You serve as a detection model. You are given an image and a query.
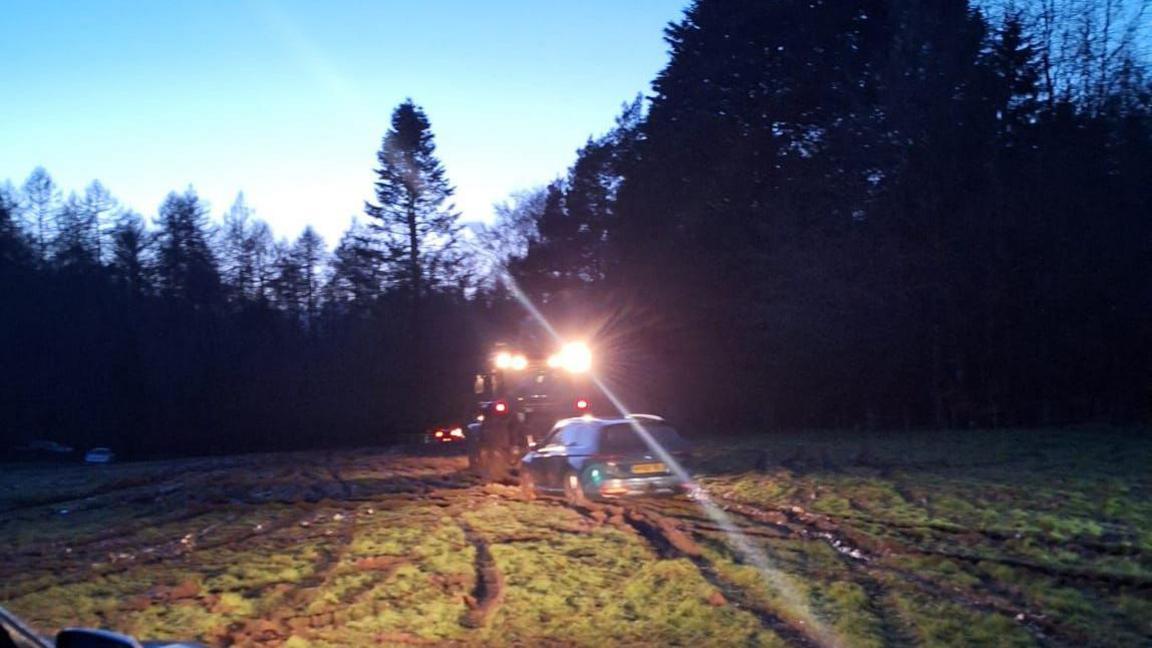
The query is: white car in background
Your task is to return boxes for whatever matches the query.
[84,447,115,464]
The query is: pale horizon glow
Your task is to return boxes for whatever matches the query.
[0,0,687,246]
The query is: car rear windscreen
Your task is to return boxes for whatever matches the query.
[599,423,687,454]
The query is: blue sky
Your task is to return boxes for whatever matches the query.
[0,0,688,246]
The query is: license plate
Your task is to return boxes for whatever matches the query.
[631,462,666,474]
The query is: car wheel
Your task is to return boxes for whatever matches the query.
[477,448,495,480]
[489,448,509,483]
[563,470,587,506]
[519,469,537,501]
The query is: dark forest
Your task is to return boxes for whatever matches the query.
[2,0,1149,457]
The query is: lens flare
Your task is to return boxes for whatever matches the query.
[502,285,836,645]
[549,341,592,373]
[467,239,841,647]
[589,378,838,646]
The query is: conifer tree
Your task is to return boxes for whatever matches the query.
[364,100,461,303]
[155,188,219,305]
[53,192,100,268]
[0,183,32,269]
[294,226,325,322]
[81,180,117,263]
[327,220,382,312]
[21,166,60,262]
[110,210,152,294]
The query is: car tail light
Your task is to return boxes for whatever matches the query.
[493,400,508,414]
[434,430,444,438]
[575,398,589,411]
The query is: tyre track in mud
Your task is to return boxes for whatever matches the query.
[242,471,496,641]
[269,556,414,643]
[324,455,353,500]
[5,458,480,643]
[501,486,837,646]
[3,502,221,561]
[709,492,876,562]
[3,460,332,570]
[5,463,354,574]
[9,451,1130,645]
[0,459,241,514]
[634,493,1067,647]
[908,544,1152,589]
[2,503,327,602]
[458,520,506,629]
[679,495,921,646]
[215,462,473,643]
[558,497,827,648]
[223,505,360,645]
[742,491,1141,644]
[841,496,1152,583]
[2,457,459,605]
[475,487,823,643]
[703,491,1094,647]
[719,513,917,648]
[240,460,475,626]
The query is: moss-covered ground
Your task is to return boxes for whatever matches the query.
[1,427,1148,646]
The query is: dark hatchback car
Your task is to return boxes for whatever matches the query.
[519,415,693,503]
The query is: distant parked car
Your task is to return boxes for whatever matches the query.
[21,439,74,454]
[10,439,75,461]
[424,425,467,445]
[84,447,115,464]
[519,415,693,503]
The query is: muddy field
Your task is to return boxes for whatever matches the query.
[1,428,1149,647]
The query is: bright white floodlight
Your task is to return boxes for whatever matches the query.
[550,341,592,373]
[494,351,513,369]
[495,351,528,370]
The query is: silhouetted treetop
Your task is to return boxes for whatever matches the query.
[364,99,463,301]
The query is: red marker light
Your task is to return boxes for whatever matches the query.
[494,401,508,414]
[576,398,589,411]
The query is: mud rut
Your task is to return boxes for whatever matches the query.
[645,495,1082,647]
[0,453,1132,647]
[549,490,1105,647]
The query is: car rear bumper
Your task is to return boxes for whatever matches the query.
[594,475,689,498]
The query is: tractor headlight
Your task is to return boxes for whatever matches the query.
[495,351,528,370]
[548,341,592,373]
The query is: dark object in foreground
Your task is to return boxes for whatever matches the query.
[519,415,693,503]
[1,605,205,648]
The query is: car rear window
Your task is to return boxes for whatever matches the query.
[598,423,687,454]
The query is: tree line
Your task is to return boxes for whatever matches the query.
[491,0,1152,431]
[0,100,507,456]
[2,0,1149,457]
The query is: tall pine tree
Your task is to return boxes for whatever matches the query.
[364,100,461,305]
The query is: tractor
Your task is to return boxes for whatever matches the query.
[467,340,597,482]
